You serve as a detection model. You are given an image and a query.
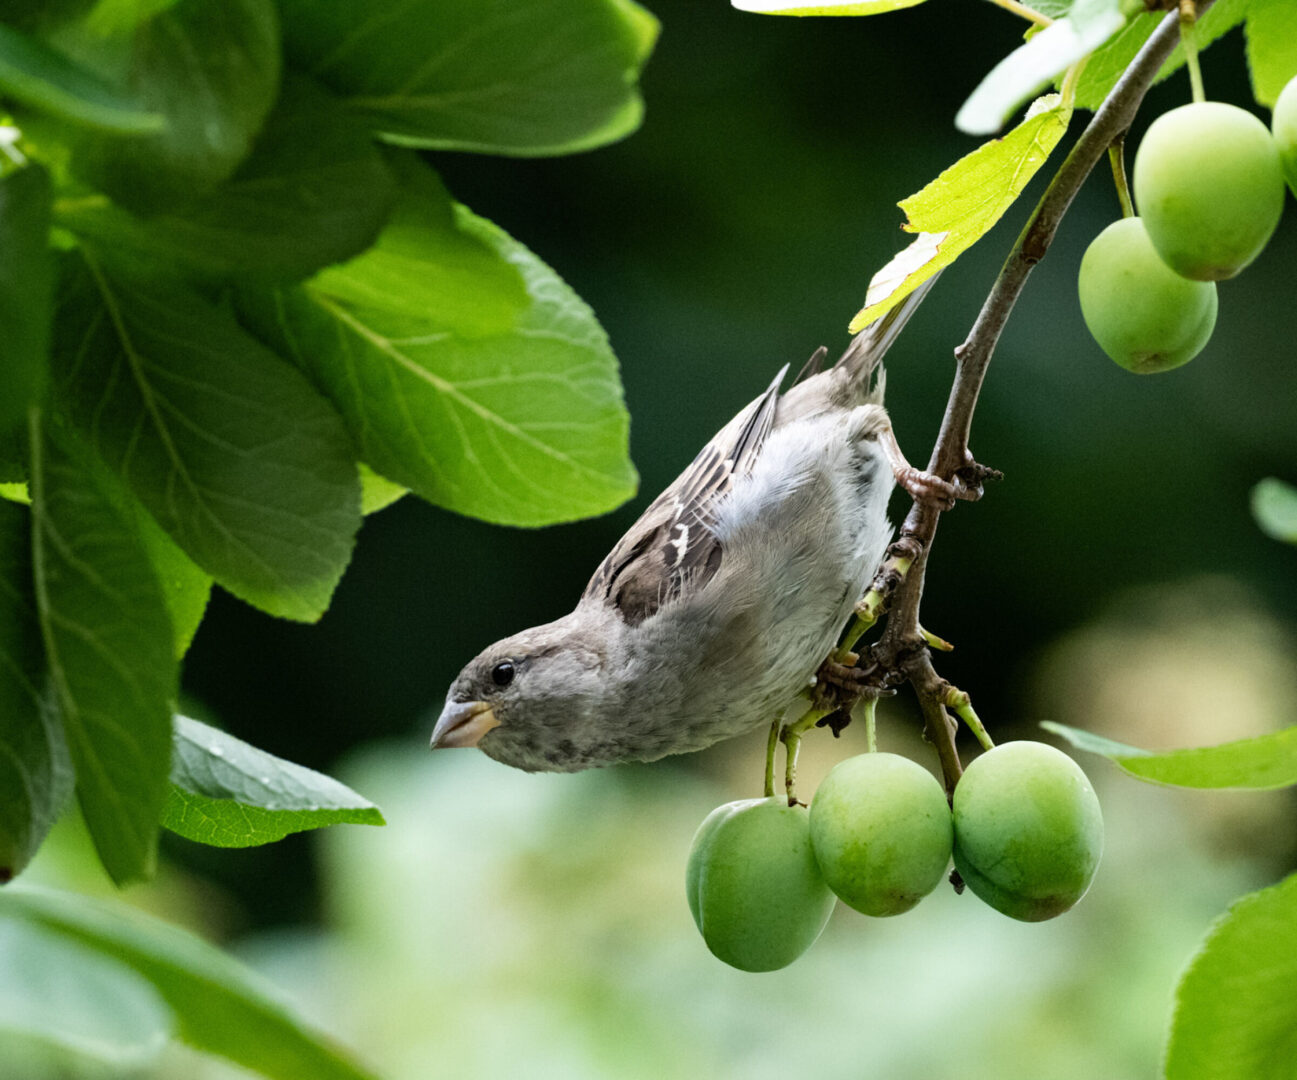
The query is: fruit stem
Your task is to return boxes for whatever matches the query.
[764,720,779,798]
[944,688,995,751]
[833,549,915,662]
[863,697,878,753]
[984,0,1054,28]
[1178,1,1206,104]
[919,625,954,652]
[1107,137,1136,218]
[781,705,833,803]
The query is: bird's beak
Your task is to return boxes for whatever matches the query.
[430,700,500,749]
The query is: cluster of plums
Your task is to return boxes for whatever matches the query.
[686,741,1103,972]
[1079,75,1297,374]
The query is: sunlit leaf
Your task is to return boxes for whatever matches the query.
[238,161,638,527]
[0,23,162,134]
[732,0,926,14]
[58,75,398,283]
[73,0,280,211]
[129,505,209,659]
[850,94,1072,332]
[0,914,171,1066]
[164,715,384,849]
[1072,0,1248,111]
[358,464,406,516]
[85,0,181,34]
[0,500,71,883]
[1251,478,1297,544]
[0,165,52,440]
[28,412,175,886]
[51,254,361,624]
[1165,872,1297,1080]
[1041,721,1297,790]
[0,886,380,1080]
[278,0,657,156]
[1245,0,1297,108]
[956,0,1124,135]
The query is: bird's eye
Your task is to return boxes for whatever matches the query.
[490,660,516,688]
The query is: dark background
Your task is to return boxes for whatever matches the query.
[177,0,1297,928]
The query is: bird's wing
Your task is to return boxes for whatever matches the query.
[582,365,788,626]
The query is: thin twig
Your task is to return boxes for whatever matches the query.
[876,3,1213,791]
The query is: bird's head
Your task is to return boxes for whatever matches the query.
[430,611,613,772]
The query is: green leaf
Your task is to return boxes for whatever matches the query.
[238,161,638,527]
[358,463,406,515]
[28,410,175,885]
[0,483,30,505]
[1072,0,1249,112]
[51,254,361,623]
[1252,478,1297,544]
[84,0,181,35]
[731,0,926,12]
[0,165,53,440]
[73,0,280,211]
[129,503,209,659]
[163,715,384,849]
[0,885,380,1080]
[0,23,162,134]
[279,0,657,156]
[956,0,1124,135]
[56,74,399,283]
[1041,721,1297,790]
[1164,872,1297,1080]
[0,499,72,883]
[850,94,1072,332]
[0,913,171,1066]
[1245,0,1297,108]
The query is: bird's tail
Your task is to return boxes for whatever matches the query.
[835,274,941,401]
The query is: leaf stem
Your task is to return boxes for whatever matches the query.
[1108,138,1135,217]
[984,0,1054,28]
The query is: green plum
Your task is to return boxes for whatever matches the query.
[809,753,952,917]
[1273,75,1297,199]
[952,741,1103,922]
[1078,217,1217,373]
[686,797,835,972]
[1133,101,1285,280]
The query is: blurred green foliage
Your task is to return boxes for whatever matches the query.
[5,0,1296,1075]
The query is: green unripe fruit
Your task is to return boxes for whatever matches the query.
[1078,217,1217,373]
[1273,76,1297,198]
[952,741,1103,922]
[809,753,952,917]
[1133,101,1286,280]
[686,797,835,972]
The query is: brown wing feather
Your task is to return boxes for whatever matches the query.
[582,365,788,625]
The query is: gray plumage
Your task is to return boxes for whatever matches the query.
[432,280,938,772]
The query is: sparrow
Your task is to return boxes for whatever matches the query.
[431,279,953,772]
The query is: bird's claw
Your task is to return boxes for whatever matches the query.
[895,466,959,509]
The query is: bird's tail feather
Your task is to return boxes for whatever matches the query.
[835,274,941,393]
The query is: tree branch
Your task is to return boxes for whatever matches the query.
[875,4,1214,789]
